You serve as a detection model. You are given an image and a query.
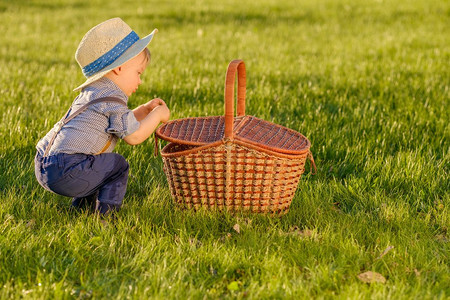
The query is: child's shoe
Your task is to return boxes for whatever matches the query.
[95,201,120,217]
[71,191,98,211]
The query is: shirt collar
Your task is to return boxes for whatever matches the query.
[80,77,128,103]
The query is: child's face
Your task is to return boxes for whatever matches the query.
[115,51,148,96]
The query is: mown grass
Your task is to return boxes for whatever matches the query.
[0,0,449,299]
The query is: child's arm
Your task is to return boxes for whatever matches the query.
[123,100,170,145]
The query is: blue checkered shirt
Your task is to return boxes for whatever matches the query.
[36,78,140,156]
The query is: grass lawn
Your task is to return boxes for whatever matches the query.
[0,0,448,298]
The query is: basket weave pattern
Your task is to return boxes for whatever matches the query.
[162,142,308,214]
[158,115,310,155]
[157,116,245,145]
[157,59,315,215]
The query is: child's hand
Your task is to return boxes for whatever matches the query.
[154,102,170,123]
[144,98,166,112]
[125,101,171,145]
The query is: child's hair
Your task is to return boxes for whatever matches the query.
[143,48,151,67]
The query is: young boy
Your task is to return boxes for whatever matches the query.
[35,17,170,216]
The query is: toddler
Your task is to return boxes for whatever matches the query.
[35,17,170,215]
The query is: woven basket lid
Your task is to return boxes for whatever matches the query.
[155,60,311,155]
[156,115,310,154]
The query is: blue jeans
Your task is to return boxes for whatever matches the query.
[35,152,129,214]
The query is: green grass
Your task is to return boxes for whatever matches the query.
[0,0,449,298]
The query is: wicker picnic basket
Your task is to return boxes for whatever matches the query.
[156,60,316,215]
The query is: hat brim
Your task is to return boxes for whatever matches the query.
[73,28,158,91]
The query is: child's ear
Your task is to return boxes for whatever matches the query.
[111,66,122,75]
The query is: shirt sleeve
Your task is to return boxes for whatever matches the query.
[105,105,141,139]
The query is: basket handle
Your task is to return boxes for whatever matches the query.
[308,151,317,175]
[224,59,246,139]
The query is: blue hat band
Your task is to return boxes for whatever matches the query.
[82,31,140,77]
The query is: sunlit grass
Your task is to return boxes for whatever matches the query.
[0,0,449,298]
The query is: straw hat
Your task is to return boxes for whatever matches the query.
[74,17,157,91]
